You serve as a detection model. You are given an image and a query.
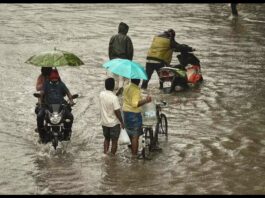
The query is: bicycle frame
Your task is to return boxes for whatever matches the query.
[141,101,168,159]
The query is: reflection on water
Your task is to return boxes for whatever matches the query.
[0,3,265,195]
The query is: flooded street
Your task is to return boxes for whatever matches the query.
[0,3,265,194]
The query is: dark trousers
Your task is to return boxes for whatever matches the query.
[231,3,238,16]
[141,62,164,89]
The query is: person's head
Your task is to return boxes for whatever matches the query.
[118,22,129,35]
[49,69,60,83]
[41,67,52,77]
[105,77,115,91]
[165,28,175,38]
[131,78,140,86]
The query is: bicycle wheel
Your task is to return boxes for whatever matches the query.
[141,127,151,159]
[159,113,168,137]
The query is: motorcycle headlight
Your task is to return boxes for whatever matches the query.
[50,113,62,124]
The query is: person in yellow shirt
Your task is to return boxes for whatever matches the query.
[122,79,152,157]
[141,29,194,90]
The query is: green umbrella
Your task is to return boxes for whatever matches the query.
[25,48,84,67]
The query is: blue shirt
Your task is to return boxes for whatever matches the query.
[43,80,69,104]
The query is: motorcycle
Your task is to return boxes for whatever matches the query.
[33,93,79,150]
[158,44,203,93]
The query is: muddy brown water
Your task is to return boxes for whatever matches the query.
[0,3,264,195]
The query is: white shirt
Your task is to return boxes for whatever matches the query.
[99,90,121,127]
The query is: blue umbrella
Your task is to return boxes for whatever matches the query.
[103,58,148,80]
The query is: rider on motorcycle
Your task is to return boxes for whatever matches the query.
[37,69,74,143]
[141,29,194,90]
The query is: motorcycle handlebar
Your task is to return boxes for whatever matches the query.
[175,44,196,53]
[34,93,79,107]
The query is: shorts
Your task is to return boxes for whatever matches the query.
[126,127,143,137]
[123,111,142,129]
[123,111,143,137]
[102,124,121,140]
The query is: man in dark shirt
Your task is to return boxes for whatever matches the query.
[108,22,134,96]
[37,69,74,142]
[109,22,134,60]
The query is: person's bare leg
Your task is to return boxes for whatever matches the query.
[131,136,139,156]
[104,139,110,154]
[110,139,118,155]
[127,136,132,149]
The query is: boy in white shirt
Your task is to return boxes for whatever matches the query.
[99,78,124,155]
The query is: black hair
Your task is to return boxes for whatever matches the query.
[105,77,115,91]
[164,29,175,38]
[131,78,140,86]
[41,67,52,77]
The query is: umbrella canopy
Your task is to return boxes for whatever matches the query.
[25,48,84,67]
[103,58,148,80]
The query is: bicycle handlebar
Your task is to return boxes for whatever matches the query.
[156,101,167,107]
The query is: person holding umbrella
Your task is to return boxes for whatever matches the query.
[35,68,63,114]
[35,67,53,114]
[26,48,84,141]
[122,79,152,157]
[102,58,151,157]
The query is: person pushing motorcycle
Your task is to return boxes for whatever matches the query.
[141,29,194,90]
[37,69,74,143]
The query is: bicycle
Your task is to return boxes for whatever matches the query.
[140,101,168,159]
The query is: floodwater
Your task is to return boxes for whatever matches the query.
[0,3,265,195]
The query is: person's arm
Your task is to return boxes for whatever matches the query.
[116,87,123,96]
[137,95,152,107]
[171,39,183,52]
[172,40,193,52]
[39,91,44,105]
[36,75,44,91]
[113,96,124,128]
[62,82,74,105]
[126,37,134,60]
[114,109,125,129]
[39,82,46,105]
[108,36,114,60]
[66,91,74,106]
[130,90,152,108]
